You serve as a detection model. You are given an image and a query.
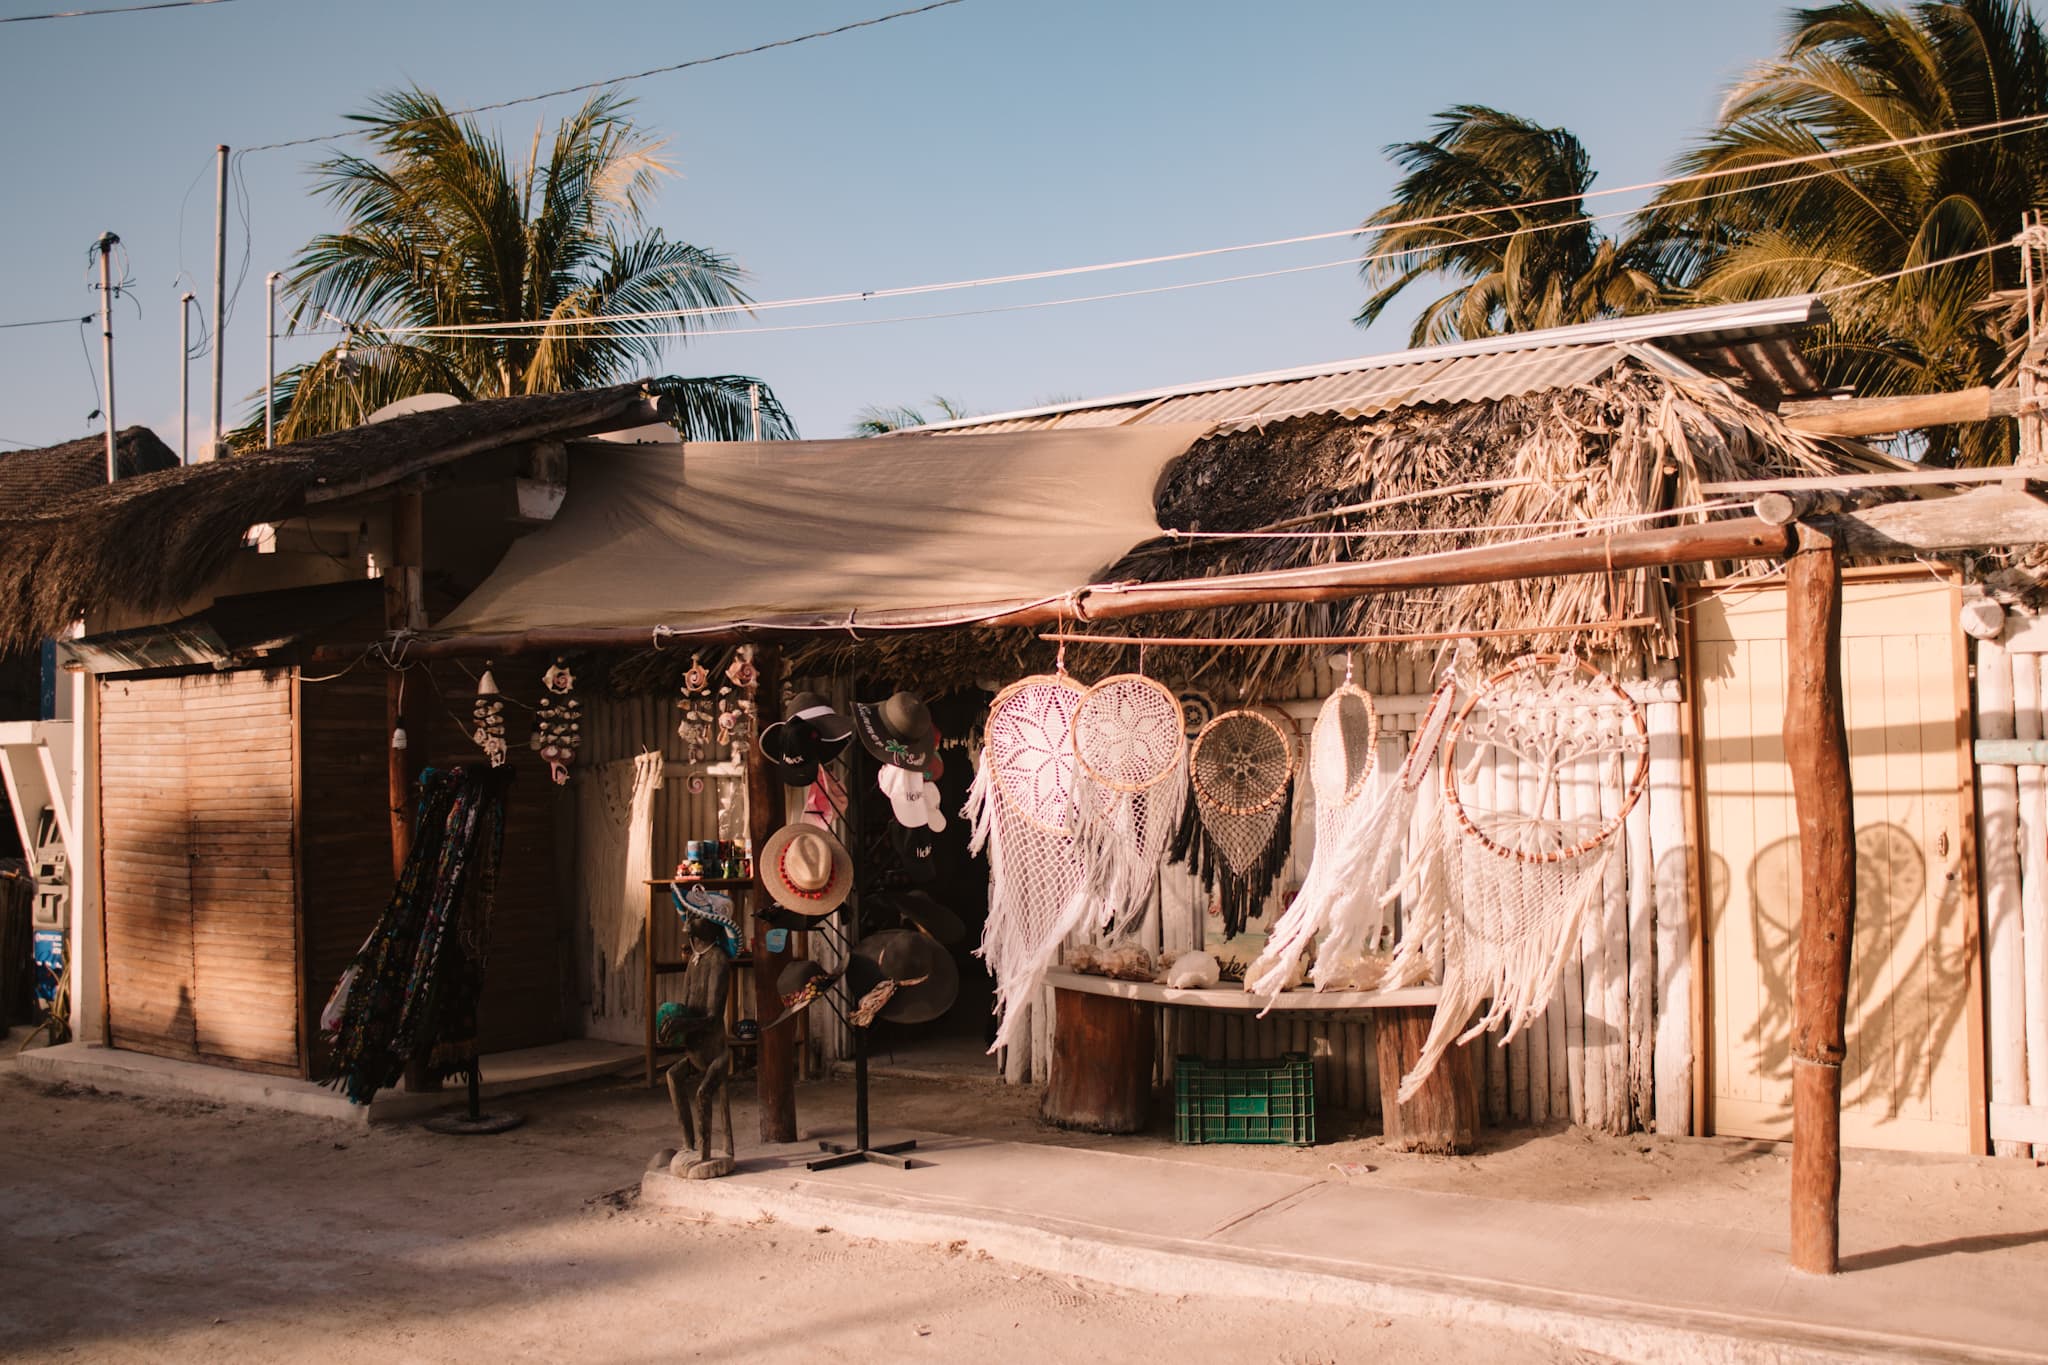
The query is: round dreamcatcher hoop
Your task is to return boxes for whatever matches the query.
[985,672,1088,836]
[1071,674,1188,795]
[1309,683,1381,810]
[1442,653,1649,865]
[1190,707,1293,816]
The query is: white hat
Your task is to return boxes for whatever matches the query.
[759,824,853,916]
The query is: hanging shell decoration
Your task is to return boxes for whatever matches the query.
[471,667,508,768]
[534,657,583,785]
[677,652,716,770]
[716,646,761,758]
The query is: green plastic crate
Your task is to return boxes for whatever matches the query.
[1173,1052,1315,1146]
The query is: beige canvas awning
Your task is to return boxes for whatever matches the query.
[434,424,1213,636]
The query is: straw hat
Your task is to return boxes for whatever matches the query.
[759,824,854,916]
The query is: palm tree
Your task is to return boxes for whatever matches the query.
[848,395,972,436]
[1355,105,1667,345]
[1644,0,2048,464]
[243,86,793,445]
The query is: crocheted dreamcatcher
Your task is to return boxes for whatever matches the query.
[1172,707,1295,938]
[965,673,1087,1052]
[533,658,582,785]
[1395,653,1649,1101]
[1068,674,1187,941]
[1247,678,1386,998]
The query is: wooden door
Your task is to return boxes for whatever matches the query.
[99,673,302,1075]
[1692,577,1978,1153]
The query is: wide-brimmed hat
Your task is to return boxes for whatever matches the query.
[766,958,837,1030]
[854,691,935,769]
[871,889,965,947]
[760,824,854,915]
[786,691,854,755]
[846,929,960,1025]
[758,720,822,787]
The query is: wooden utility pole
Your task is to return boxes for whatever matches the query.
[1784,525,1856,1275]
[385,489,427,876]
[744,647,797,1142]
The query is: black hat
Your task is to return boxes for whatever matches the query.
[758,721,821,787]
[871,889,965,947]
[766,959,836,1031]
[890,821,939,883]
[786,691,854,755]
[854,691,935,769]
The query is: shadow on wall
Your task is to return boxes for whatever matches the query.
[1703,823,1970,1118]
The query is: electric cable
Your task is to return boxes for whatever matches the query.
[1,0,238,22]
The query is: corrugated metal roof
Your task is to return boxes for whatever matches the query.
[912,295,1829,436]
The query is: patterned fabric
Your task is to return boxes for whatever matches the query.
[322,765,513,1105]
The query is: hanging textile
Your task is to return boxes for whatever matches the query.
[1171,707,1296,938]
[1395,654,1649,1101]
[322,765,513,1105]
[1246,681,1388,999]
[966,673,1087,1053]
[1067,673,1188,942]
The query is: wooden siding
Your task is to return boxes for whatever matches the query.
[99,672,300,1075]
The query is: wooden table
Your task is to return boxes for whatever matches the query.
[1041,969,1480,1152]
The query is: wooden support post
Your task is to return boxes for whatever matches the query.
[1784,527,1856,1275]
[385,489,437,1094]
[1042,987,1155,1134]
[1376,1008,1480,1153]
[746,647,797,1144]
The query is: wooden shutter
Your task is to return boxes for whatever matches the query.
[99,672,302,1075]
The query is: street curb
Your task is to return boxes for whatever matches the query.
[640,1166,2044,1365]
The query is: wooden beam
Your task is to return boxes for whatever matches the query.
[1815,486,2048,556]
[1705,465,2044,495]
[1781,386,2034,437]
[745,647,797,1145]
[1784,526,1856,1276]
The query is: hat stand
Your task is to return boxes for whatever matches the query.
[808,740,920,1173]
[423,1058,525,1136]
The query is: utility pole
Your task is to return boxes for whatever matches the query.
[178,292,195,464]
[208,144,228,462]
[95,233,119,484]
[264,270,280,448]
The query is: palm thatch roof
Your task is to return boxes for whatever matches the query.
[0,382,670,655]
[775,357,1860,697]
[0,427,178,512]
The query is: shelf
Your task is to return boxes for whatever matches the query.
[653,955,754,973]
[647,877,756,889]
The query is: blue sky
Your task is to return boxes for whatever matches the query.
[0,0,1800,450]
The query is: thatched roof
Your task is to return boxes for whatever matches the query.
[0,427,178,512]
[780,357,1860,696]
[0,382,669,655]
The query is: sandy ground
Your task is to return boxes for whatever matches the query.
[4,1050,2046,1363]
[0,1063,1572,1365]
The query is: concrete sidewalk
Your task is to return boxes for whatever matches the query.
[14,1038,637,1124]
[642,1125,2046,1364]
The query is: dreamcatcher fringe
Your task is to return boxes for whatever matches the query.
[966,742,1087,1055]
[1066,763,1187,944]
[1395,838,1612,1103]
[1170,774,1293,939]
[1248,682,1456,1005]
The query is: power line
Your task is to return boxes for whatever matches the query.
[239,0,969,153]
[1,0,238,21]
[0,314,90,329]
[380,109,2048,339]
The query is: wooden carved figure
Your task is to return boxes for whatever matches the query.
[661,918,735,1177]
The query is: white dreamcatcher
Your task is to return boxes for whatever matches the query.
[1247,671,1386,999]
[1395,653,1649,1101]
[1067,673,1188,942]
[965,672,1088,1053]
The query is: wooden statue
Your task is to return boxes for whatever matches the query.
[662,918,736,1178]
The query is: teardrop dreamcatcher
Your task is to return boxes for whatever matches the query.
[965,672,1087,1052]
[1172,707,1295,939]
[1395,653,1649,1101]
[1067,673,1187,941]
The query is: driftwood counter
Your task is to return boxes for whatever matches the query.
[1041,969,1479,1152]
